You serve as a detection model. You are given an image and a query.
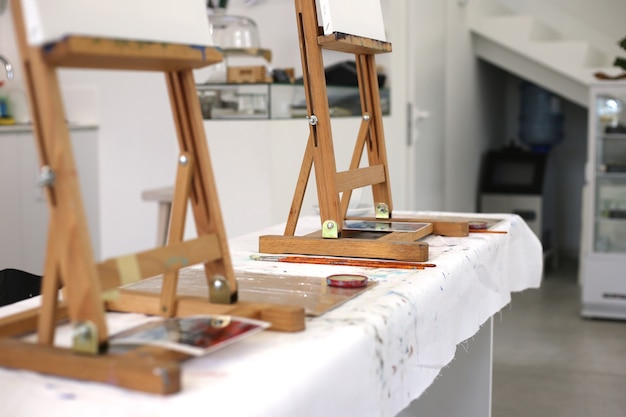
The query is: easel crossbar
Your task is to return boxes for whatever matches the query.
[97,234,221,291]
[336,165,386,192]
[43,36,223,71]
[106,290,305,332]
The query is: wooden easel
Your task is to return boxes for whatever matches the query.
[0,0,303,394]
[259,0,468,262]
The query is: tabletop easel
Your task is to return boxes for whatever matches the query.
[0,0,303,394]
[259,0,468,262]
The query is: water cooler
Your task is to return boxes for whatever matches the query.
[479,82,561,264]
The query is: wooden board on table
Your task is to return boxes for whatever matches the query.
[0,337,183,394]
[120,267,377,317]
[259,233,430,261]
[383,215,505,234]
[344,215,505,237]
[344,215,467,237]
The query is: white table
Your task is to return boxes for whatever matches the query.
[0,212,542,417]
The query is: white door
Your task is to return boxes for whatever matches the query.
[404,0,447,211]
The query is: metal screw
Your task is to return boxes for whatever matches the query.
[363,114,370,121]
[209,275,231,304]
[376,202,390,218]
[74,323,91,339]
[179,155,188,166]
[322,220,338,238]
[307,115,318,126]
[72,321,99,354]
[38,166,55,187]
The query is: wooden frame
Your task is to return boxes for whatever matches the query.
[0,0,304,395]
[259,0,469,262]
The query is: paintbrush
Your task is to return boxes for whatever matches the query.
[250,254,436,269]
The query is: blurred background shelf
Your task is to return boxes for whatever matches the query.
[196,82,390,120]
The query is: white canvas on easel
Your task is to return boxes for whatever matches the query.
[317,0,386,41]
[20,0,213,46]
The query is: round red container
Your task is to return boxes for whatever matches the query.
[326,274,368,288]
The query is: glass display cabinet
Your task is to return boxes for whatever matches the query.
[581,81,626,320]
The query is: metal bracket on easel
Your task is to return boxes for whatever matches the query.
[209,275,237,304]
[375,202,390,219]
[72,321,100,354]
[322,220,339,238]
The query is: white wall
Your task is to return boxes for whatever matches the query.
[498,0,626,59]
[56,70,179,259]
[0,128,99,274]
[444,0,492,212]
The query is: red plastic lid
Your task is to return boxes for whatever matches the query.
[326,274,368,288]
[468,221,488,230]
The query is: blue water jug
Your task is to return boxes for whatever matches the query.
[518,81,564,151]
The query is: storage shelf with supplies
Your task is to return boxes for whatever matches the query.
[196,83,390,120]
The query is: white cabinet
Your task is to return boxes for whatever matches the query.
[0,127,99,275]
[0,131,23,272]
[580,81,626,320]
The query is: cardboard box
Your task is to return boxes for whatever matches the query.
[227,66,270,84]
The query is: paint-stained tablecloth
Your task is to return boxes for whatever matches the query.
[0,212,542,417]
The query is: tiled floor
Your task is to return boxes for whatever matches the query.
[492,257,626,417]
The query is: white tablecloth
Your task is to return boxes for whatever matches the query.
[0,212,542,417]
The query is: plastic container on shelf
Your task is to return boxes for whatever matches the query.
[209,9,260,49]
[596,95,624,129]
[518,81,564,151]
[200,8,262,83]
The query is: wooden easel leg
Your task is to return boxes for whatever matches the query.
[37,74,106,351]
[37,221,63,344]
[284,133,314,236]
[165,70,237,303]
[355,54,393,215]
[295,0,342,235]
[12,0,108,351]
[159,152,194,317]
